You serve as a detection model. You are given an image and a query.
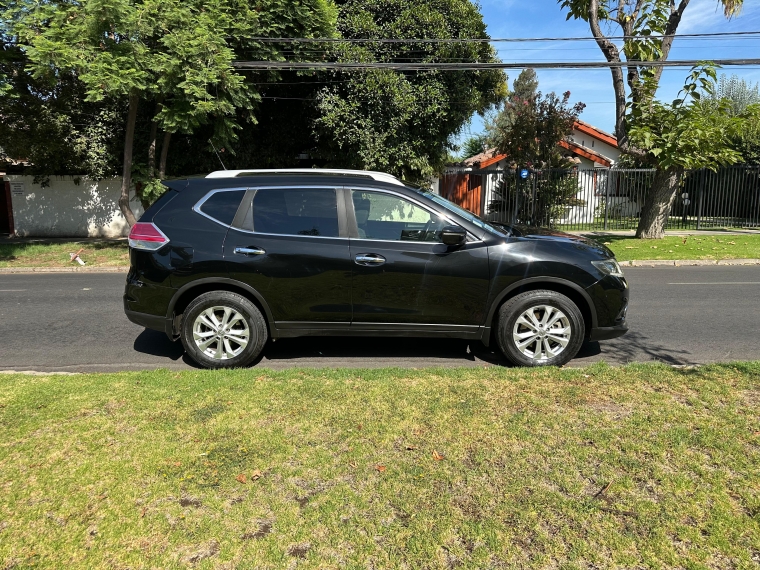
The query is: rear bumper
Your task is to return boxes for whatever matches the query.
[588,322,629,341]
[124,306,168,333]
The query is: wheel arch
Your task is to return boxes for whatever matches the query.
[167,278,276,339]
[485,278,597,344]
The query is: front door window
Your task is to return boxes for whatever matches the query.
[351,191,448,242]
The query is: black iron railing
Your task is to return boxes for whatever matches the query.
[439,166,760,230]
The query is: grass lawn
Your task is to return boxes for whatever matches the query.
[589,234,760,262]
[0,241,129,268]
[1,363,758,569]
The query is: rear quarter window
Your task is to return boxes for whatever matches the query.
[199,190,246,226]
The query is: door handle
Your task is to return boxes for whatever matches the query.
[355,253,386,266]
[234,246,266,256]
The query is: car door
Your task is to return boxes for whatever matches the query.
[347,188,490,330]
[226,186,353,330]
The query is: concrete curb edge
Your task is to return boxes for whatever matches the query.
[619,259,760,267]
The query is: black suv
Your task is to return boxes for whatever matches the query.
[124,169,628,369]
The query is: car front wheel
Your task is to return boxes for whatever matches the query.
[496,290,585,367]
[181,291,268,369]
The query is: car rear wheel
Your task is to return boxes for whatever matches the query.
[181,291,268,369]
[497,290,585,367]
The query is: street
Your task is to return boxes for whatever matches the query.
[1,265,759,373]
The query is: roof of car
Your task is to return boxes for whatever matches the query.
[206,168,405,187]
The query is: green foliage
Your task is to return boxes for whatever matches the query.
[702,74,760,116]
[511,68,538,102]
[488,90,585,169]
[459,135,488,159]
[6,0,336,149]
[2,0,337,210]
[699,74,760,164]
[485,77,584,227]
[3,0,503,196]
[628,66,751,171]
[732,110,760,164]
[311,0,507,183]
[0,35,124,178]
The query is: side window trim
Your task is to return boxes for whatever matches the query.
[346,187,477,243]
[193,187,249,228]
[229,185,347,240]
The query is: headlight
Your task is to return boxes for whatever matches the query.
[591,259,624,277]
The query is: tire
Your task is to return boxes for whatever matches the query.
[180,291,268,369]
[496,290,585,368]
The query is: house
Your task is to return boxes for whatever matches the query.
[437,120,627,223]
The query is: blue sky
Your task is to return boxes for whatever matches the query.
[456,0,760,145]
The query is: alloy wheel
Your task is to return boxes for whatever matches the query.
[192,306,251,360]
[512,304,572,362]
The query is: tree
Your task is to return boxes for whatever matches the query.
[310,0,507,183]
[511,68,538,102]
[486,75,586,227]
[5,0,337,223]
[627,66,754,235]
[460,135,488,159]
[0,32,125,181]
[488,90,585,169]
[702,73,760,116]
[559,0,745,238]
[699,74,760,165]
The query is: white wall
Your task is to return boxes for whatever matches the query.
[569,130,621,165]
[7,175,144,238]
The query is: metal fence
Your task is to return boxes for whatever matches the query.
[439,165,760,231]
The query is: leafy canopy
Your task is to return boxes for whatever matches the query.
[312,0,506,182]
[627,66,757,171]
[6,0,336,146]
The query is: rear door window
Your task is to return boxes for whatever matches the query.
[252,188,339,237]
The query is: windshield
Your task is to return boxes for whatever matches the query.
[410,188,511,237]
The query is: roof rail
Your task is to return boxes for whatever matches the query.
[206,168,405,187]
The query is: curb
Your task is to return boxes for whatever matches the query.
[619,259,760,267]
[0,266,128,274]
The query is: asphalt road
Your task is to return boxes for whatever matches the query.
[1,266,759,373]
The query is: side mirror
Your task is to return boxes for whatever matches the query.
[440,225,467,247]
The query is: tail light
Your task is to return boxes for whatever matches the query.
[129,222,170,251]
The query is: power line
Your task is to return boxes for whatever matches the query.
[248,31,760,44]
[233,58,760,71]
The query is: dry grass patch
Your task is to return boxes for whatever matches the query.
[0,241,129,268]
[0,363,758,568]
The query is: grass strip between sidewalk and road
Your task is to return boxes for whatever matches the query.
[3,234,760,269]
[589,234,760,262]
[1,363,758,569]
[0,241,129,269]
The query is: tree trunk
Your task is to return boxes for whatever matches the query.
[148,117,158,179]
[635,168,682,239]
[158,131,172,180]
[119,91,139,227]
